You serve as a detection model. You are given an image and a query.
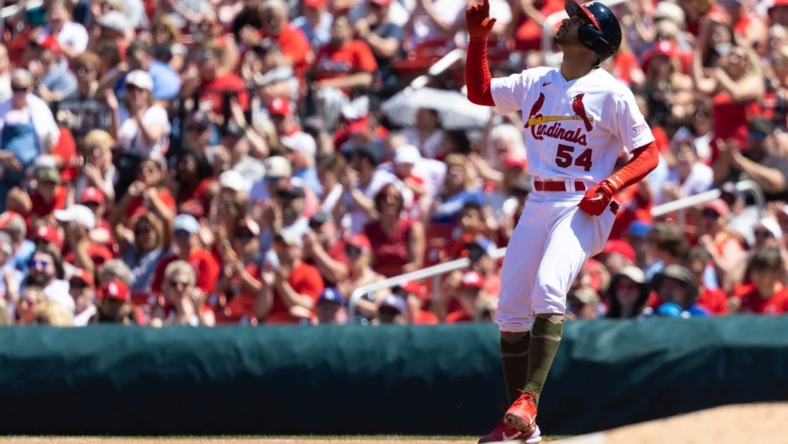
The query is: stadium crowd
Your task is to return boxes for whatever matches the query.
[0,0,787,327]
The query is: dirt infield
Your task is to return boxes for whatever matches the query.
[557,402,788,444]
[7,404,788,444]
[4,439,476,444]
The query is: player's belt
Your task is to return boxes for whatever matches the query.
[532,180,587,192]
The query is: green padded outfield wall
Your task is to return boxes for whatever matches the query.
[0,316,786,436]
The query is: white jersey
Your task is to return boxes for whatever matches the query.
[490,67,654,184]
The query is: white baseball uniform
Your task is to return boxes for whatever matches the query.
[490,66,655,332]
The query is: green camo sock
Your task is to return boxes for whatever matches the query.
[523,314,564,403]
[500,331,531,405]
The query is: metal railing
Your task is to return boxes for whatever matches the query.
[348,247,506,321]
[348,181,765,320]
[650,180,765,227]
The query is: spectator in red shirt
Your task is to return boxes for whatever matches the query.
[445,271,485,323]
[151,214,221,295]
[152,260,216,327]
[53,204,98,276]
[120,158,177,220]
[174,150,216,218]
[243,0,312,75]
[186,44,250,119]
[312,14,377,96]
[730,247,788,315]
[684,246,728,315]
[255,229,324,324]
[364,183,425,277]
[79,187,114,249]
[302,212,350,287]
[338,233,387,321]
[91,279,143,325]
[29,167,67,227]
[395,280,438,325]
[215,218,264,324]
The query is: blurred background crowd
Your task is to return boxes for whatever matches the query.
[0,0,787,328]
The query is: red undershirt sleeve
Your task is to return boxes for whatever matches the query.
[610,141,659,190]
[466,38,495,107]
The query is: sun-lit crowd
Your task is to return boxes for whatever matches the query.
[0,0,786,328]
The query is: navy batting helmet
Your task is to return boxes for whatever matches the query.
[564,1,622,63]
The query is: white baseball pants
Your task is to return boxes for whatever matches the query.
[495,191,616,332]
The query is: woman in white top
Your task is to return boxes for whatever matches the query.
[106,70,171,161]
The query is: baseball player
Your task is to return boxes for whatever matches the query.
[465,1,659,442]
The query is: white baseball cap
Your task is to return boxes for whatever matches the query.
[54,205,96,230]
[264,156,292,178]
[219,170,248,193]
[125,70,153,92]
[96,11,131,34]
[393,144,421,165]
[281,133,317,159]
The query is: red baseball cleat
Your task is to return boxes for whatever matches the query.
[478,418,542,443]
[504,391,538,435]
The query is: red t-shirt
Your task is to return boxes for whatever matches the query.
[364,218,416,278]
[178,178,217,219]
[313,40,377,95]
[445,309,473,323]
[54,127,79,183]
[710,92,760,163]
[264,261,324,324]
[30,185,68,223]
[696,286,728,315]
[214,261,261,324]
[738,285,788,315]
[125,188,177,219]
[260,25,312,76]
[151,248,222,295]
[305,240,351,288]
[198,73,250,116]
[413,310,439,325]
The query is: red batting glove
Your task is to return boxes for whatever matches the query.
[466,0,497,41]
[578,179,619,216]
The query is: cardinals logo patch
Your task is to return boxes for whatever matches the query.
[524,92,595,146]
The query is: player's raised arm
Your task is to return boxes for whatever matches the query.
[465,0,497,106]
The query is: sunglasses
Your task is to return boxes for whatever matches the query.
[754,229,774,238]
[84,201,100,209]
[174,229,192,239]
[274,240,292,251]
[749,130,768,140]
[234,230,256,240]
[126,84,143,93]
[29,259,50,268]
[265,177,283,184]
[468,247,486,262]
[187,124,209,133]
[135,225,152,234]
[70,280,89,290]
[169,279,190,289]
[345,245,364,257]
[11,84,28,93]
[702,210,721,219]
[309,219,325,230]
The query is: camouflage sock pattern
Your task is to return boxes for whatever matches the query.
[500,331,531,405]
[523,314,564,403]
